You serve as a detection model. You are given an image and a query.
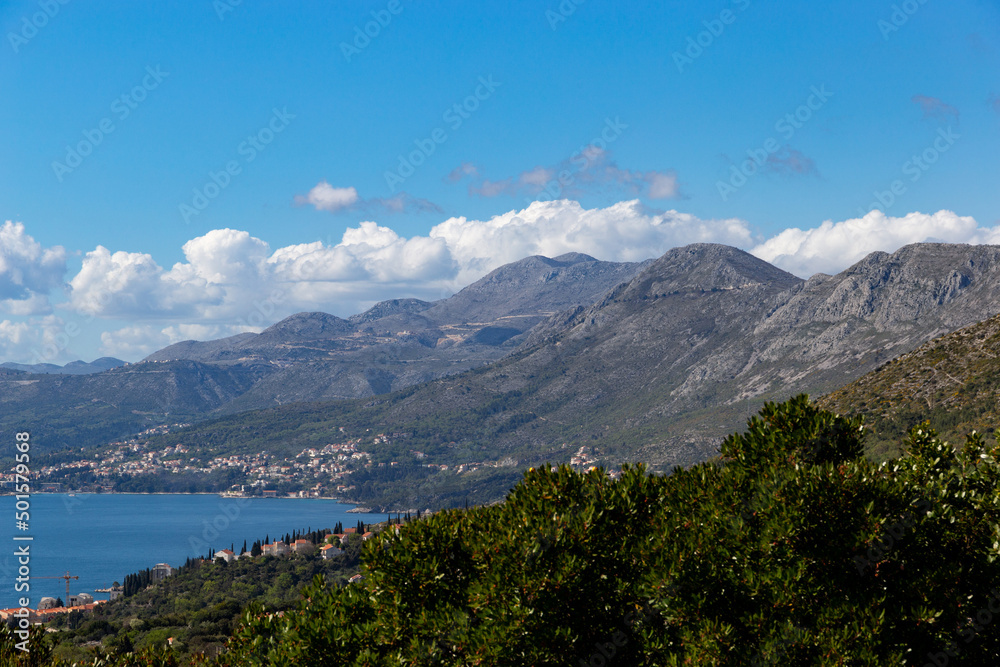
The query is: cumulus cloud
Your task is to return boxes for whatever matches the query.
[429,199,751,285]
[645,171,681,199]
[294,182,359,212]
[0,221,66,311]
[295,181,440,214]
[911,95,960,123]
[12,203,1000,364]
[98,325,168,360]
[750,210,1000,277]
[1,293,52,317]
[99,323,253,359]
[0,315,75,365]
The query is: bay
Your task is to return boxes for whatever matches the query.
[0,493,384,609]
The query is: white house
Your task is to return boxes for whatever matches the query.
[320,544,343,560]
[151,563,174,582]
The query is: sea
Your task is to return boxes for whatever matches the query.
[0,493,384,610]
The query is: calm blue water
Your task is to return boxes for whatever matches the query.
[0,493,384,609]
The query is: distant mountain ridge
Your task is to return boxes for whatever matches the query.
[6,242,1000,476]
[141,242,1000,493]
[0,357,125,375]
[0,253,648,449]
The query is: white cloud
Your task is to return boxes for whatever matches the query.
[294,182,359,212]
[0,221,66,309]
[99,325,169,360]
[645,171,681,199]
[1,292,52,316]
[750,210,1000,277]
[0,315,75,365]
[11,204,1000,364]
[294,182,441,214]
[99,323,254,359]
[430,199,752,285]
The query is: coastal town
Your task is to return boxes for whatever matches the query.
[1,424,609,500]
[2,424,376,498]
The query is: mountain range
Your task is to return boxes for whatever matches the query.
[118,242,1000,510]
[0,357,125,375]
[0,253,646,449]
[5,242,1000,491]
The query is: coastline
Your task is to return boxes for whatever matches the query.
[1,491,425,514]
[1,490,372,511]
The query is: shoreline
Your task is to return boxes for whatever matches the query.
[0,490,375,509]
[0,492,425,514]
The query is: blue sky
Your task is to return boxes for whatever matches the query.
[1,0,998,364]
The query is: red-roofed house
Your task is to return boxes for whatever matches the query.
[320,544,343,560]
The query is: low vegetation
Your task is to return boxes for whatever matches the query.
[3,396,999,664]
[821,312,1000,460]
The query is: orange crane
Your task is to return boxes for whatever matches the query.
[30,572,79,603]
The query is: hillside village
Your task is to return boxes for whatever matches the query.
[7,425,610,500]
[1,518,407,629]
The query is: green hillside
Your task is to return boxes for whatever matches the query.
[819,312,1000,460]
